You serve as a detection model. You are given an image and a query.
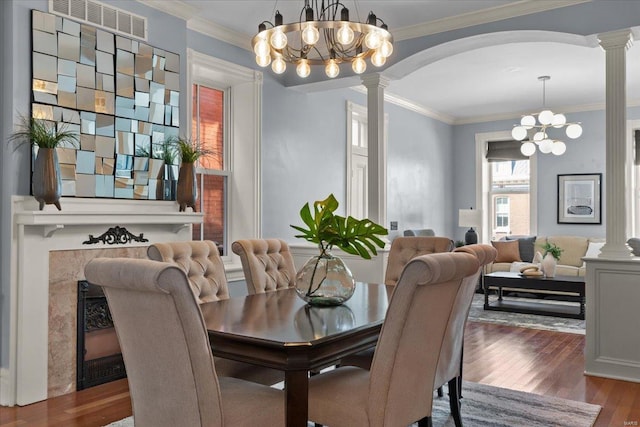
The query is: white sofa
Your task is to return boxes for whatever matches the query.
[486,235,606,277]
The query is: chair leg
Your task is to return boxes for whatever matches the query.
[448,377,463,427]
[458,343,464,399]
[418,416,433,427]
[437,386,443,397]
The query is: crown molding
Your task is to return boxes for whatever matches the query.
[187,16,251,50]
[136,0,198,21]
[393,0,591,41]
[453,98,640,125]
[351,86,455,124]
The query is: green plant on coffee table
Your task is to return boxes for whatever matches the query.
[291,193,388,257]
[9,115,78,149]
[542,242,563,260]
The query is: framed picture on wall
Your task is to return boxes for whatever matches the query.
[557,173,602,224]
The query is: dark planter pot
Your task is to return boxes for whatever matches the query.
[177,162,197,212]
[33,147,62,210]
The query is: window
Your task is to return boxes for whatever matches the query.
[346,102,368,218]
[495,196,509,230]
[191,85,227,254]
[476,132,537,243]
[187,50,260,275]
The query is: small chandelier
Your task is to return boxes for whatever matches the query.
[511,76,583,156]
[252,0,393,79]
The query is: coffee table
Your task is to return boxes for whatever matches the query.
[483,271,585,319]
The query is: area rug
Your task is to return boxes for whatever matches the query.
[467,293,585,334]
[104,381,600,427]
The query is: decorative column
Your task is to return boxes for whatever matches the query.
[361,74,389,227]
[598,29,634,258]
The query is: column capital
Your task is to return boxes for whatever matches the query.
[598,29,633,50]
[361,74,390,89]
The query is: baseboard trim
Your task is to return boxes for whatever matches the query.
[0,367,15,406]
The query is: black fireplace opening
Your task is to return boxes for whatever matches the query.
[76,280,127,390]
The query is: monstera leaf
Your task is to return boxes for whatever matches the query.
[291,194,388,259]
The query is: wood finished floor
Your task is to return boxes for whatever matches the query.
[1,321,639,427]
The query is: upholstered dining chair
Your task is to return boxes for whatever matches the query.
[147,240,283,386]
[84,258,284,427]
[307,251,481,427]
[231,239,297,294]
[340,236,454,368]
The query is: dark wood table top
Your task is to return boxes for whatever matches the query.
[200,283,392,427]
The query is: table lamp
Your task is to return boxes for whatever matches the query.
[459,207,481,245]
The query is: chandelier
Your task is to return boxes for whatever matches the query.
[252,0,393,79]
[511,76,583,156]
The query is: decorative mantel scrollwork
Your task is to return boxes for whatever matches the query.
[83,226,149,245]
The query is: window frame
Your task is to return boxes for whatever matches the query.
[187,49,261,279]
[475,131,538,243]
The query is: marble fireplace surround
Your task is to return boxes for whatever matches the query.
[5,196,202,406]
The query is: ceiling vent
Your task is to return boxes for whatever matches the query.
[49,0,147,40]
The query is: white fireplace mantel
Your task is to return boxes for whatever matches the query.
[3,196,203,406]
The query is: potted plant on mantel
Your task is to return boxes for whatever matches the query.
[167,136,211,212]
[291,194,388,306]
[9,115,78,211]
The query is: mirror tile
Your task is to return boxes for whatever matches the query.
[33,52,58,82]
[116,50,135,76]
[148,158,164,178]
[116,36,132,52]
[32,104,54,120]
[96,51,114,75]
[138,121,152,135]
[171,106,179,127]
[33,79,58,95]
[63,109,81,123]
[76,174,96,197]
[135,77,149,92]
[61,179,76,196]
[116,73,134,98]
[77,87,95,111]
[165,52,179,72]
[103,74,115,92]
[33,92,57,105]
[149,81,164,104]
[57,75,76,93]
[57,91,77,109]
[76,63,96,88]
[135,170,149,185]
[81,134,96,150]
[135,133,151,155]
[76,150,96,174]
[148,179,159,199]
[165,72,179,91]
[95,90,114,114]
[95,114,115,137]
[81,117,95,135]
[116,131,134,155]
[95,136,115,158]
[134,106,149,122]
[58,59,76,77]
[33,30,58,56]
[60,163,76,180]
[134,158,149,173]
[96,30,115,54]
[95,156,104,174]
[32,10,57,34]
[135,54,153,79]
[135,91,149,107]
[80,47,96,66]
[58,32,80,62]
[62,18,80,37]
[149,103,164,124]
[56,147,77,164]
[134,185,149,199]
[102,158,115,175]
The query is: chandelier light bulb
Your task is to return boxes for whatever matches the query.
[533,131,547,142]
[256,55,271,67]
[253,38,269,57]
[352,56,366,74]
[296,59,311,78]
[539,139,553,153]
[379,39,393,57]
[364,29,382,49]
[301,23,320,45]
[566,123,583,139]
[538,109,554,125]
[551,141,567,155]
[520,141,536,156]
[270,29,287,50]
[512,126,527,141]
[371,50,386,67]
[552,113,567,128]
[520,115,536,129]
[336,23,354,44]
[272,56,286,74]
[325,59,340,78]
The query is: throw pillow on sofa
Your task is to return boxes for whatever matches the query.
[491,240,522,263]
[505,235,536,262]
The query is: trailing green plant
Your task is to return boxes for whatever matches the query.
[291,193,388,259]
[166,136,212,163]
[541,242,564,260]
[9,115,78,149]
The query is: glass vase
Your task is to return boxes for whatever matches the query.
[295,245,355,306]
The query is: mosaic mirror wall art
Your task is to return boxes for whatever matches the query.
[31,10,180,200]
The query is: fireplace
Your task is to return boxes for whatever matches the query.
[76,280,126,390]
[4,196,203,406]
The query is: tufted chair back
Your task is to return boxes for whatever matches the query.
[403,228,435,237]
[384,236,454,286]
[231,239,297,294]
[147,241,229,303]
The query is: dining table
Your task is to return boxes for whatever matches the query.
[200,282,392,427]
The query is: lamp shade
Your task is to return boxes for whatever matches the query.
[459,208,481,228]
